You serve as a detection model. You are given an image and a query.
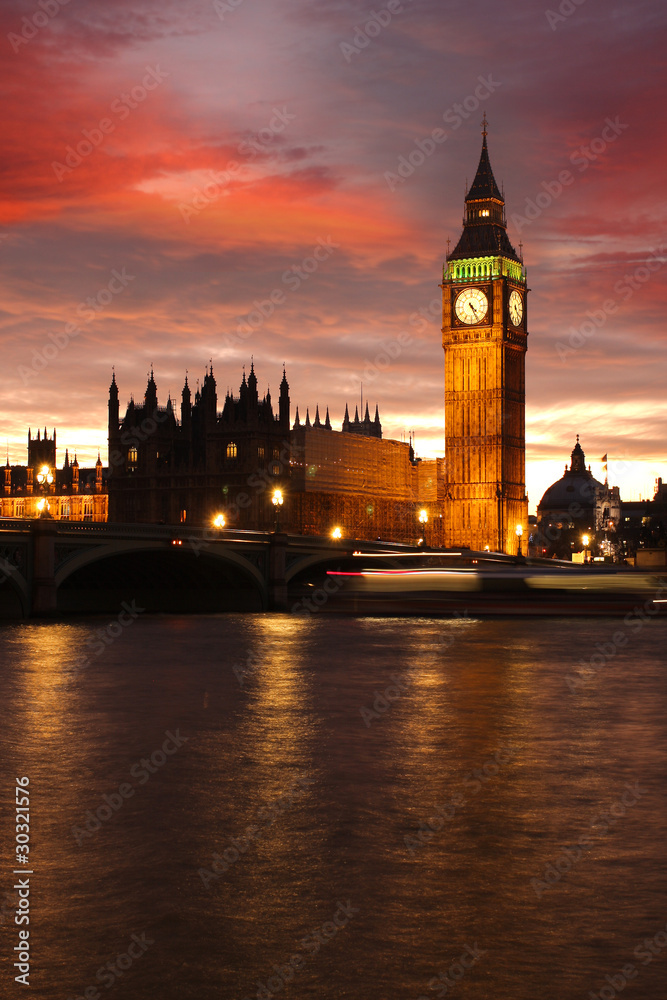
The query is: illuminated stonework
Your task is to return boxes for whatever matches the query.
[441,125,528,553]
[2,430,108,522]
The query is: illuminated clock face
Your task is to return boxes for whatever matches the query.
[509,290,523,326]
[455,287,488,325]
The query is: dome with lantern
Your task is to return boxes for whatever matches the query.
[537,437,605,523]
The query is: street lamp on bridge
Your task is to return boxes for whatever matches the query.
[272,489,284,533]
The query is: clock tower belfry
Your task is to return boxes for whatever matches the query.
[441,118,528,554]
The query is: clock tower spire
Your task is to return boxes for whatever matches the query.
[441,118,528,553]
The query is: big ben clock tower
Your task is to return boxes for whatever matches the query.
[442,117,528,554]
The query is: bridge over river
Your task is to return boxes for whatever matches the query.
[0,519,423,617]
[3,520,653,619]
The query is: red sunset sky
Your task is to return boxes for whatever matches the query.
[1,0,665,512]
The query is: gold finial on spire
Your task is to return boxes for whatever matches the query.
[481,112,488,138]
[446,237,451,254]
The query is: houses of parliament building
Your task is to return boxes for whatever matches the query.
[3,124,531,554]
[103,121,528,552]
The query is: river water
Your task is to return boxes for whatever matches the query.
[1,613,666,1000]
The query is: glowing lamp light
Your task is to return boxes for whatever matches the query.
[582,534,590,548]
[37,498,47,512]
[37,465,54,487]
[515,524,523,538]
[418,509,428,524]
[271,489,284,533]
[332,527,342,540]
[212,513,226,528]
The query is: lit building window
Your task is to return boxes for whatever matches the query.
[270,462,280,476]
[180,509,187,523]
[83,499,93,521]
[258,446,265,460]
[226,442,238,459]
[127,447,138,470]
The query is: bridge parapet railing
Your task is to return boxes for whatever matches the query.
[0,519,428,554]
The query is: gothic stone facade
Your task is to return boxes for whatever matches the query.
[2,428,108,522]
[108,365,442,542]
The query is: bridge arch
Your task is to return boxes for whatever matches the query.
[0,559,29,618]
[55,541,268,612]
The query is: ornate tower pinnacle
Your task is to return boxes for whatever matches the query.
[441,126,529,554]
[279,364,290,429]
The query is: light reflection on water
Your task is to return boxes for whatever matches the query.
[0,614,666,1000]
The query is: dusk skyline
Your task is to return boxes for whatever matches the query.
[2,0,665,511]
